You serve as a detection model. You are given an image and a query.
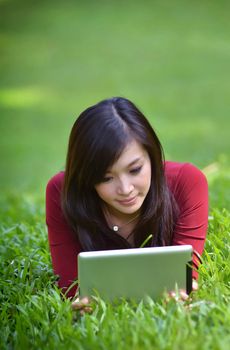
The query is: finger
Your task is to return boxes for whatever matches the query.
[168,291,179,301]
[81,297,90,305]
[83,306,93,314]
[71,296,91,310]
[192,280,198,291]
[179,290,189,301]
[79,306,93,316]
[168,290,189,302]
[72,301,83,310]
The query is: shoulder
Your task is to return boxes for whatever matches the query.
[46,172,65,196]
[45,172,66,228]
[164,161,208,197]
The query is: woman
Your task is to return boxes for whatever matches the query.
[46,97,208,308]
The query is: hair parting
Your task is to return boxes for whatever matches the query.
[62,97,179,251]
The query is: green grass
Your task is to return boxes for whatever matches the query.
[0,0,230,349]
[0,162,229,350]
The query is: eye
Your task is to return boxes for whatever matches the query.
[101,176,113,183]
[130,166,142,175]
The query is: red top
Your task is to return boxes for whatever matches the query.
[46,161,208,297]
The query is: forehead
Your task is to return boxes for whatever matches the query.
[108,139,148,171]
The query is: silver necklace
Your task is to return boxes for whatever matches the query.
[109,213,139,232]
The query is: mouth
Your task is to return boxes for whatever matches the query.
[116,196,137,206]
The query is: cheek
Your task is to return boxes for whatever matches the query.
[95,184,112,201]
[141,165,152,190]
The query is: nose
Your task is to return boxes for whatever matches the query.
[117,176,134,196]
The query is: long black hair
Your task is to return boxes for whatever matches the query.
[62,97,178,251]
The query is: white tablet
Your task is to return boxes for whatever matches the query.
[78,245,193,301]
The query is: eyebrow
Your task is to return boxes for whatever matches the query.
[127,157,142,167]
[106,157,143,174]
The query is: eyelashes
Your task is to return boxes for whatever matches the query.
[129,166,142,175]
[101,176,113,183]
[101,166,143,183]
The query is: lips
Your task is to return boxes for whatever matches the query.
[117,196,137,206]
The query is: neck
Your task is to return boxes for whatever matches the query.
[103,205,140,233]
[105,205,140,222]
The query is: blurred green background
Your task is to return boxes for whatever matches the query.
[0,0,229,195]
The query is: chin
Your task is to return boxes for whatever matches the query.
[117,202,143,215]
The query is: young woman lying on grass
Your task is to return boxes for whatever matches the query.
[46,97,208,313]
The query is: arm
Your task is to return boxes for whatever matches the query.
[46,172,81,298]
[171,163,209,280]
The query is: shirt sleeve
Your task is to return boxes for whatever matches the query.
[45,173,81,298]
[171,163,209,279]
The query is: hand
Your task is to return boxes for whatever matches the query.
[192,279,198,291]
[71,296,93,315]
[168,279,198,302]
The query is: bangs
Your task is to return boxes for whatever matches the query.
[79,120,133,188]
[93,140,127,184]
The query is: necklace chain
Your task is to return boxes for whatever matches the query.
[105,208,139,233]
[112,213,139,232]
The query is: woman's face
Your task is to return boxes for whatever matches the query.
[95,139,152,220]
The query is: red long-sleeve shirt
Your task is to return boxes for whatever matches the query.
[46,161,208,297]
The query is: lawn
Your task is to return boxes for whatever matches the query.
[0,0,229,349]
